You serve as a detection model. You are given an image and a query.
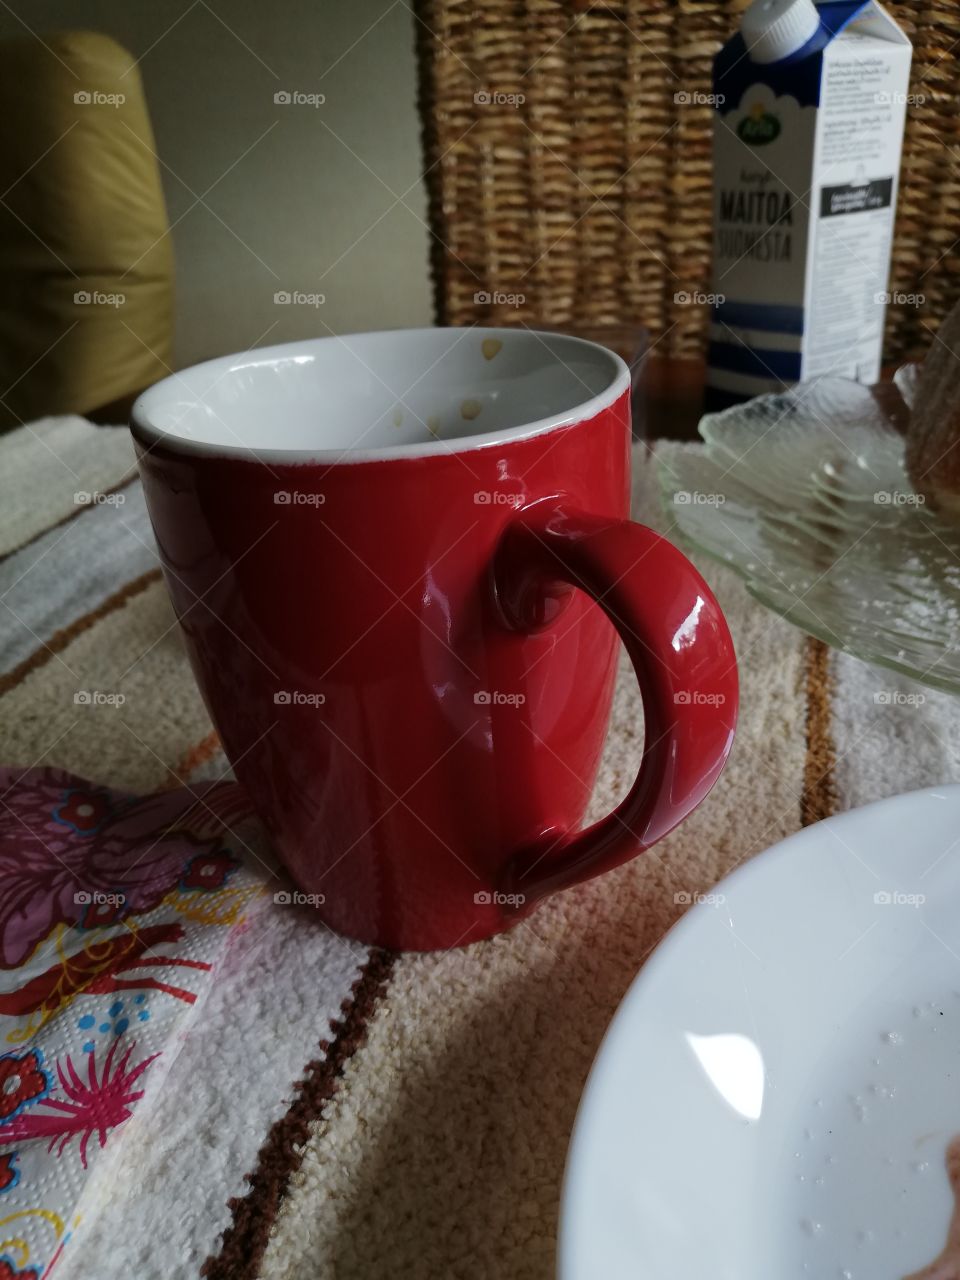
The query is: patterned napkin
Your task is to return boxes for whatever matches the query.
[0,765,263,1278]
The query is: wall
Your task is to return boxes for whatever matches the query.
[0,0,433,366]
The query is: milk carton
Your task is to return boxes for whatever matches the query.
[706,0,912,408]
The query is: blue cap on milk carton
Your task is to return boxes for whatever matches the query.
[740,0,821,62]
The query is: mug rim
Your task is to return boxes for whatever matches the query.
[130,327,632,465]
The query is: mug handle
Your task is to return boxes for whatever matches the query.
[493,499,738,907]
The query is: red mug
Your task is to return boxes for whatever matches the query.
[132,328,737,951]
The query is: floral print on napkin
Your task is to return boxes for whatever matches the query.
[0,766,262,1277]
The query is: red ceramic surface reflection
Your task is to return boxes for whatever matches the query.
[134,388,737,950]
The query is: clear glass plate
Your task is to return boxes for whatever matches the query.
[657,367,960,695]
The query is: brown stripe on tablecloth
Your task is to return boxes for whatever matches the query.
[201,948,396,1280]
[801,635,838,826]
[0,471,139,566]
[0,566,161,694]
[162,729,222,789]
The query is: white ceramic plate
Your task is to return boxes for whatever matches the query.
[560,787,960,1280]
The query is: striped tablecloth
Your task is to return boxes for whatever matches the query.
[2,416,958,1280]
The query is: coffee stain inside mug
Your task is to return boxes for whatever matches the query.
[426,415,441,437]
[481,338,502,361]
[392,407,403,428]
[461,399,482,421]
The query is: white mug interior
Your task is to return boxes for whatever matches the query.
[131,327,631,462]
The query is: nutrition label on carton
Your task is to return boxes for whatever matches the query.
[817,53,905,167]
[805,178,895,380]
[802,39,908,383]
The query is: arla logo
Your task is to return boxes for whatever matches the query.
[737,102,780,145]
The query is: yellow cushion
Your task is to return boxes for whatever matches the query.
[0,30,173,428]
